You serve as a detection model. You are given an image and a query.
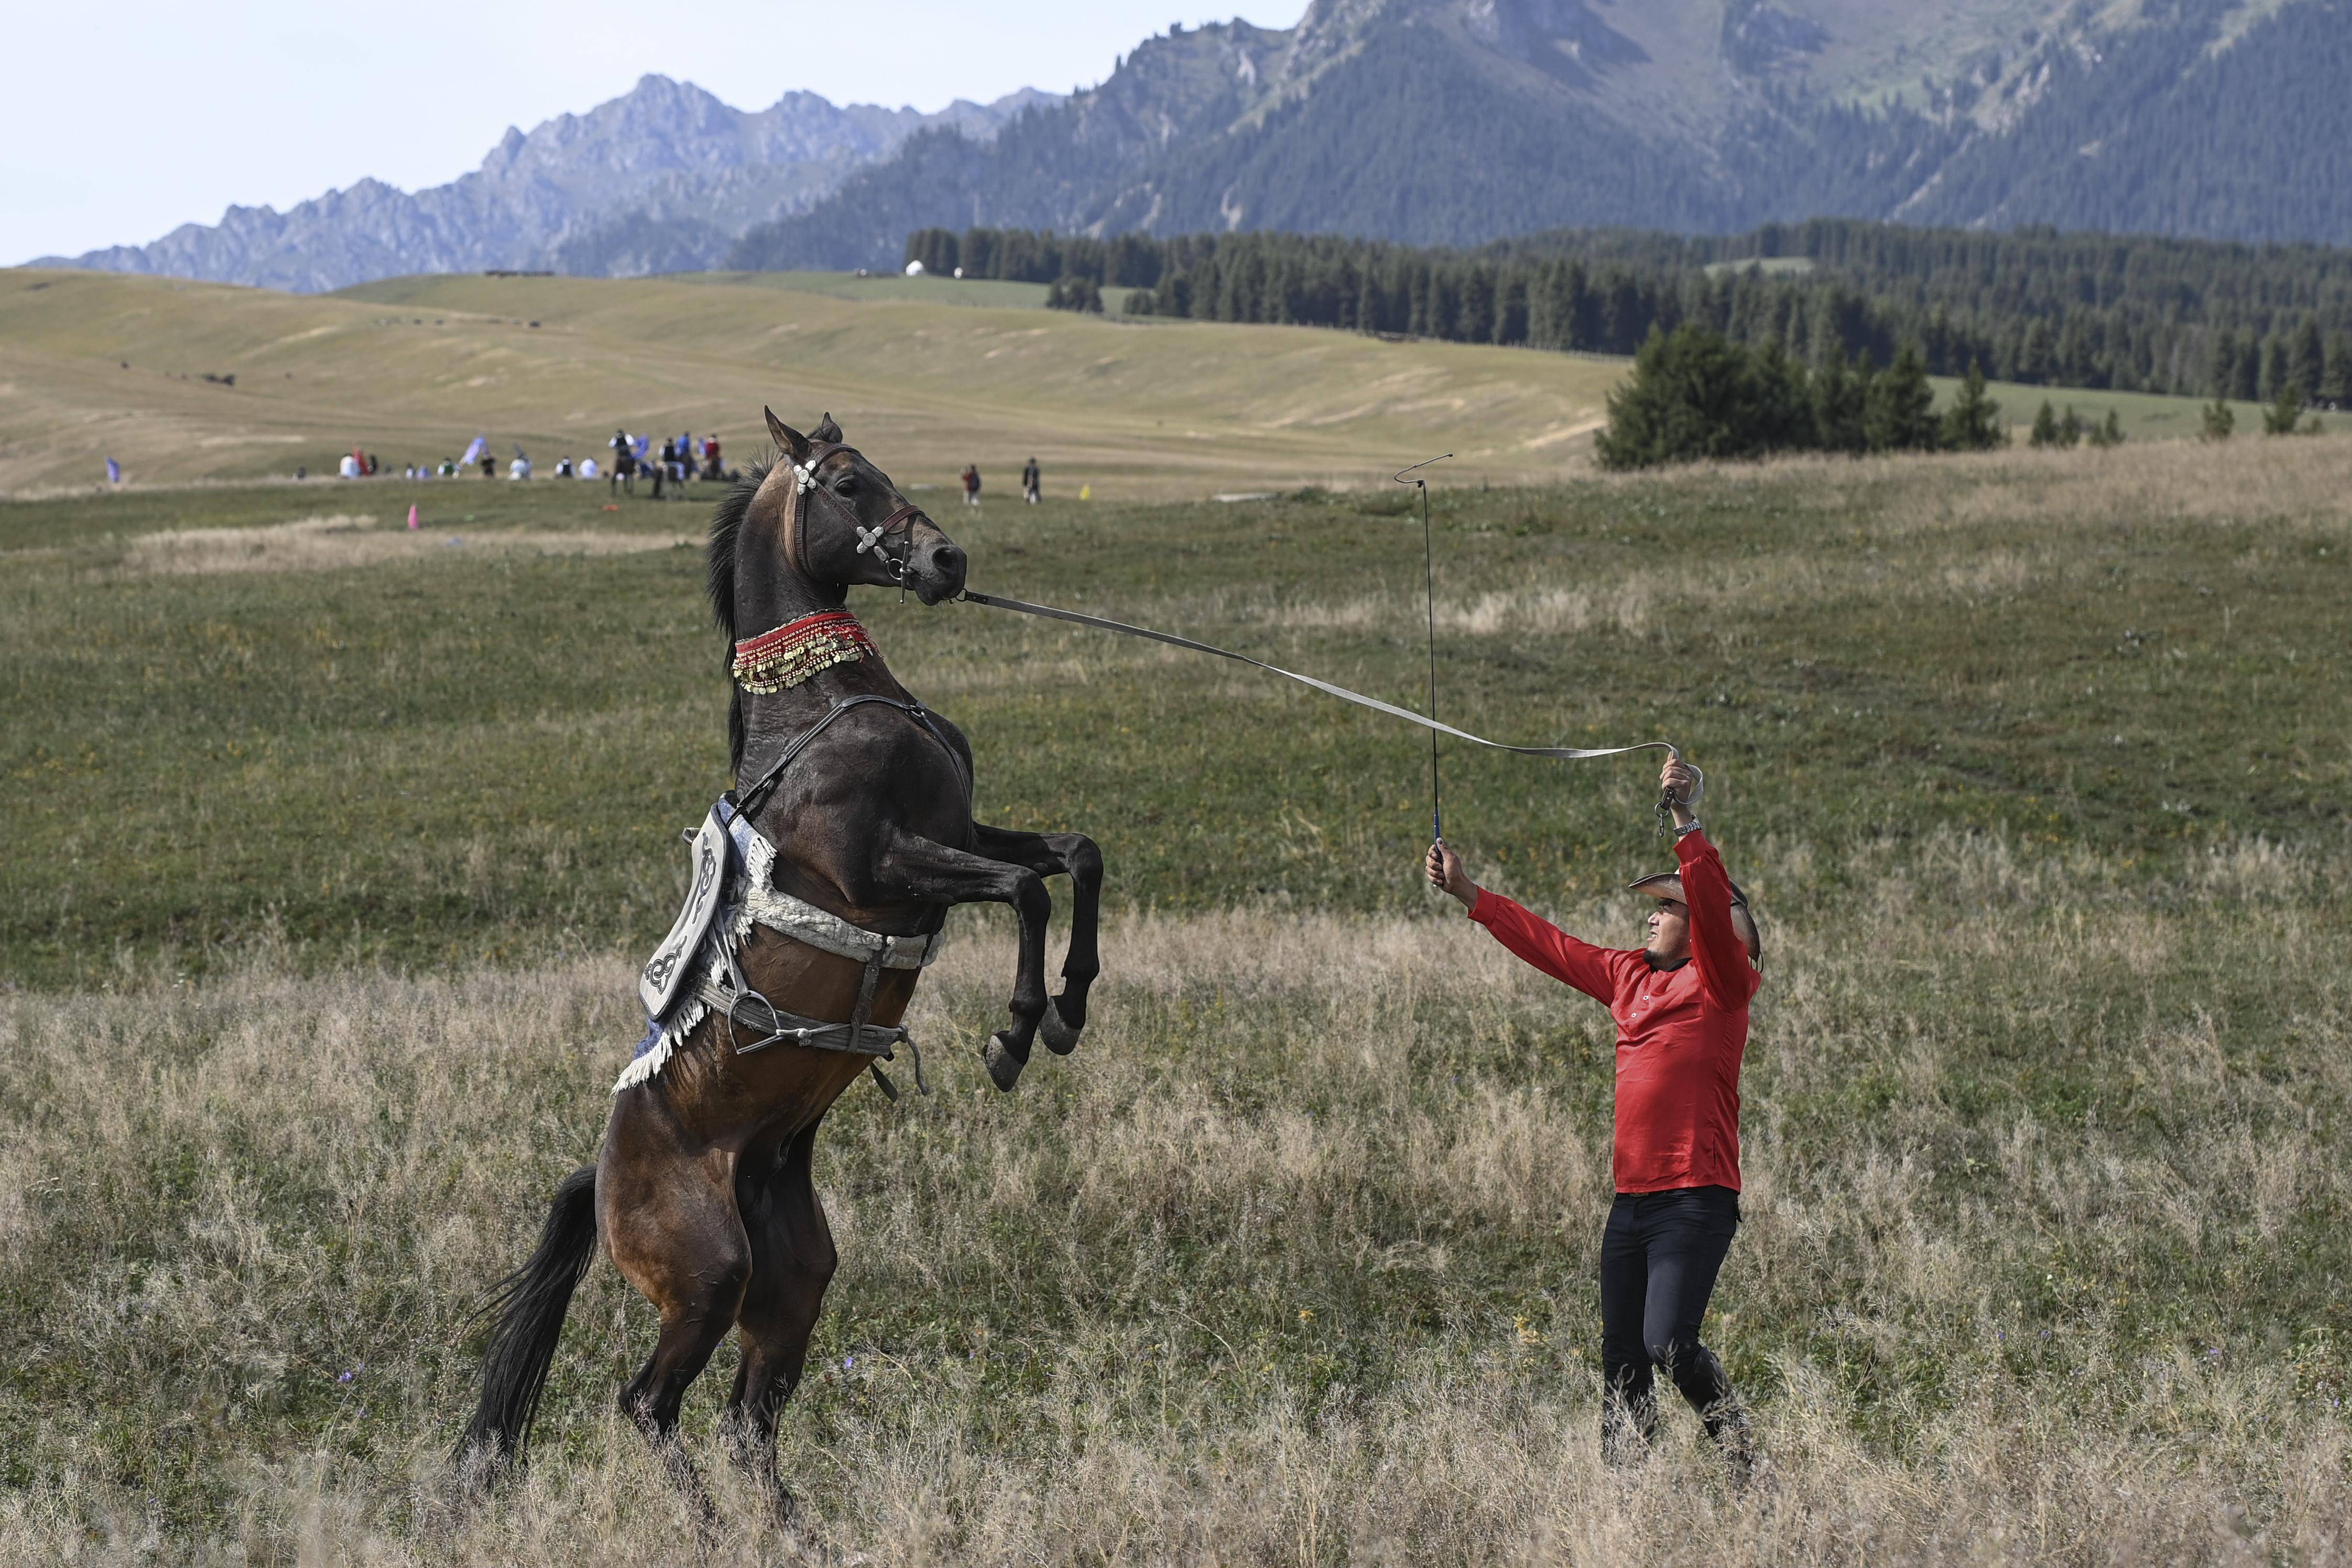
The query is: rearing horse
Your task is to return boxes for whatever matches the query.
[457,410,1104,1510]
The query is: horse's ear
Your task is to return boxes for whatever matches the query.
[811,412,843,444]
[764,407,811,463]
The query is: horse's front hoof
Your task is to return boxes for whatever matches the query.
[1039,996,1085,1056]
[982,1032,1026,1092]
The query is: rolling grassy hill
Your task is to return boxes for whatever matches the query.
[0,268,1626,498]
[2,266,2317,502]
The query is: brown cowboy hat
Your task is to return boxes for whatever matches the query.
[1626,872,1763,963]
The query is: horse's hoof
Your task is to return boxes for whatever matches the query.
[1039,997,1085,1056]
[982,1033,1025,1091]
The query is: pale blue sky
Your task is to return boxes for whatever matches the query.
[4,1,1308,265]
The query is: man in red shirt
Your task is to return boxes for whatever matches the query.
[1425,757,1761,1480]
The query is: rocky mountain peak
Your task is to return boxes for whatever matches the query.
[34,76,1060,290]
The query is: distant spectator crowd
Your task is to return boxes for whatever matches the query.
[289,435,1073,506]
[299,428,737,494]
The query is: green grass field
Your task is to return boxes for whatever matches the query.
[3,436,2348,1560]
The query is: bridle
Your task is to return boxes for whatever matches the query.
[732,444,967,824]
[782,442,927,599]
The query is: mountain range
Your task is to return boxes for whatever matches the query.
[36,0,2352,291]
[30,79,1054,293]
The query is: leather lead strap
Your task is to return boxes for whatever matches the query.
[958,589,1697,788]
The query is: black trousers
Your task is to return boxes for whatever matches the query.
[1599,1185,1740,1452]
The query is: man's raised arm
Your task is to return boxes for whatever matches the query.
[1427,841,1618,1001]
[1662,758,1752,1011]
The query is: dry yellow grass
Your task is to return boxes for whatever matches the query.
[0,268,1626,499]
[4,827,2348,1563]
[110,514,692,576]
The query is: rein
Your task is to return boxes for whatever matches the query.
[957,589,1700,826]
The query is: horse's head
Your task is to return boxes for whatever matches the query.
[745,408,967,606]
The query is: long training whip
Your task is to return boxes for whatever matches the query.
[1395,455,1451,847]
[954,592,1698,809]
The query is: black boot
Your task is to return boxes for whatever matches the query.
[1601,1388,1657,1469]
[1702,1392,1760,1489]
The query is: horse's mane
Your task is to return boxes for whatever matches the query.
[707,461,771,773]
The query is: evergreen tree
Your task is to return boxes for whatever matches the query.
[2030,400,2061,448]
[2019,320,2056,384]
[1045,275,1103,313]
[1811,352,1870,453]
[1458,267,1495,344]
[2260,333,2289,400]
[1495,271,1530,345]
[2325,332,2352,406]
[2085,409,2126,448]
[1942,364,2005,450]
[1864,344,1940,451]
[2262,380,2307,434]
[1749,341,1818,452]
[2057,406,2084,447]
[1596,324,1815,470]
[2234,334,2263,401]
[2208,329,2238,398]
[2292,317,2326,405]
[2202,396,2236,440]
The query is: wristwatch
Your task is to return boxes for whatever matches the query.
[1674,818,1704,839]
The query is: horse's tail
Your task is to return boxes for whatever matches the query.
[456,1165,599,1472]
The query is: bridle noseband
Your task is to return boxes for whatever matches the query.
[785,442,927,596]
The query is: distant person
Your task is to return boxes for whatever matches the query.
[295,465,307,480]
[649,442,668,500]
[1022,455,1041,504]
[479,449,496,479]
[556,455,574,478]
[1425,756,1763,1486]
[510,450,532,480]
[439,458,458,478]
[961,463,981,507]
[702,434,722,480]
[339,453,361,480]
[105,456,121,486]
[579,456,600,481]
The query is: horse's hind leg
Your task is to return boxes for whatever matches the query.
[600,1119,750,1516]
[971,823,1104,1055]
[722,1122,838,1517]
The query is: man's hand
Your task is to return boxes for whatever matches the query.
[1659,757,1700,831]
[1425,841,1479,909]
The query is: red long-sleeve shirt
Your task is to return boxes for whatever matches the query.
[1467,830,1759,1193]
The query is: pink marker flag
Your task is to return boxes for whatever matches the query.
[407,504,420,530]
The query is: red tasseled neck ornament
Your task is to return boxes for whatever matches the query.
[730,609,876,693]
